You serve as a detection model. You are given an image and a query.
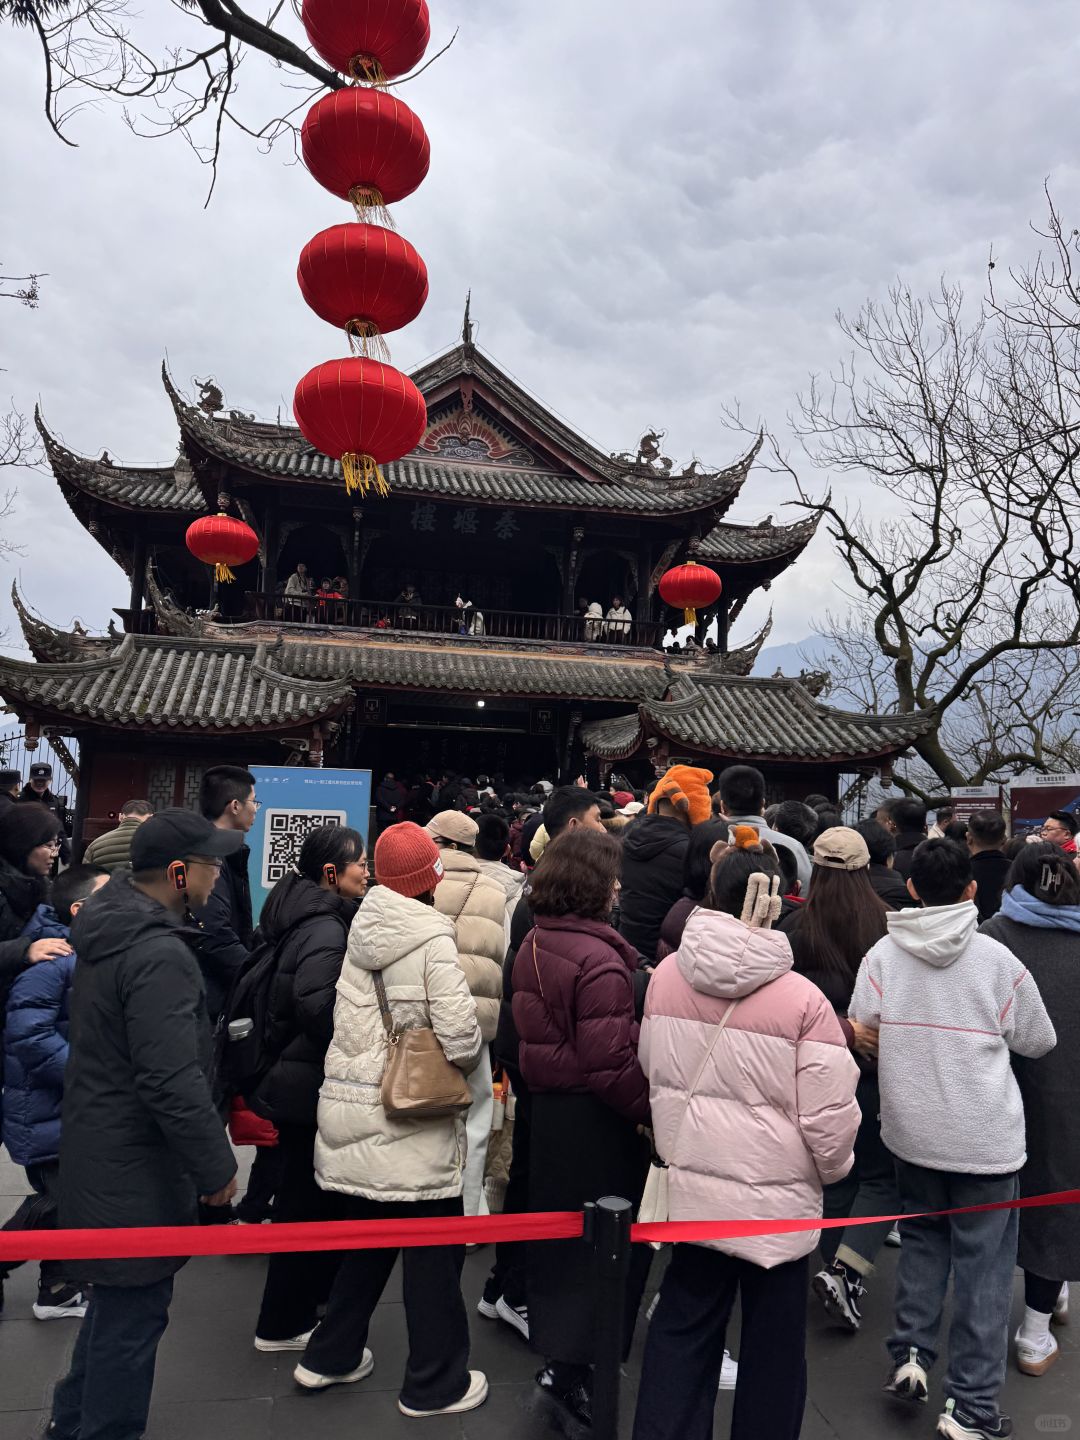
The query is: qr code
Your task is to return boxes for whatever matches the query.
[261,808,348,887]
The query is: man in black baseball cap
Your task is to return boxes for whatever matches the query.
[0,769,20,808]
[48,809,240,1440]
[19,762,72,865]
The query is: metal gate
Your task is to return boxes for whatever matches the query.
[0,726,80,808]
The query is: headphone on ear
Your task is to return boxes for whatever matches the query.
[168,860,188,892]
[323,863,338,888]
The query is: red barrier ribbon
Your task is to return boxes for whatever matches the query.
[1,1189,1078,1263]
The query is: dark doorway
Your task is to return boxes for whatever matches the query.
[576,549,631,614]
[277,525,348,594]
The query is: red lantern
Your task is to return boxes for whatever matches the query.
[658,563,722,625]
[302,0,430,83]
[298,224,429,357]
[301,88,430,223]
[294,357,427,497]
[186,514,259,583]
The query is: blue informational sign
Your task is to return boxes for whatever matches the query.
[247,765,372,922]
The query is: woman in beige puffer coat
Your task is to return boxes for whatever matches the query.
[426,811,508,1216]
[299,823,488,1419]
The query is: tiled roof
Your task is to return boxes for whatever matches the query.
[36,408,203,514]
[163,361,760,518]
[11,583,113,664]
[582,673,930,764]
[0,635,354,731]
[692,512,821,563]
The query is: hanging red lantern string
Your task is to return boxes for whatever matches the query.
[301,88,430,225]
[186,514,259,584]
[294,358,428,498]
[659,563,723,626]
[302,0,430,85]
[298,224,429,360]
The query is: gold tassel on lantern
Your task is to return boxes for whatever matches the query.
[342,452,391,498]
[215,563,238,583]
[346,319,392,362]
[349,55,389,87]
[348,185,395,229]
[683,606,697,625]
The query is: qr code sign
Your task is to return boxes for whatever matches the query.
[261,808,347,887]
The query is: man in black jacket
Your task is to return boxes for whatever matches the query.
[889,797,928,880]
[855,818,918,909]
[49,809,239,1440]
[19,763,72,865]
[194,764,257,1024]
[0,768,20,808]
[967,810,1010,921]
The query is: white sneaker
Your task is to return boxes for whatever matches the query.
[494,1296,529,1341]
[717,1350,738,1391]
[254,1329,315,1353]
[294,1349,374,1390]
[398,1369,489,1417]
[1053,1281,1069,1326]
[1015,1327,1059,1376]
[884,1347,929,1404]
[33,1287,87,1321]
[476,1295,499,1320]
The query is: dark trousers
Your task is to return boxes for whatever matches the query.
[255,1124,343,1341]
[1025,1272,1064,1314]
[237,1146,283,1223]
[820,1077,901,1275]
[485,1066,531,1307]
[633,1244,809,1440]
[50,1276,174,1440]
[302,1195,472,1412]
[890,1160,1019,1417]
[1,1161,67,1290]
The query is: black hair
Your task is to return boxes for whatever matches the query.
[199,765,256,821]
[854,818,896,866]
[52,864,107,926]
[909,838,972,907]
[1047,809,1080,838]
[968,810,1006,848]
[943,820,969,844]
[121,799,154,818]
[706,845,781,918]
[892,798,928,834]
[931,801,955,821]
[682,819,730,903]
[774,843,799,895]
[543,786,599,839]
[814,808,843,839]
[296,824,364,881]
[717,764,765,817]
[773,800,818,849]
[804,793,832,811]
[0,805,62,870]
[596,795,617,820]
[1005,840,1080,907]
[476,814,510,862]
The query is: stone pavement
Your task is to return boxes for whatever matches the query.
[0,1152,1075,1439]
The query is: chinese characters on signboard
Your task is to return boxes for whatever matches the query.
[410,503,519,542]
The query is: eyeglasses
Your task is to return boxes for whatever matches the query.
[187,857,223,871]
[44,839,62,853]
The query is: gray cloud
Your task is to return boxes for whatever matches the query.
[3,0,1079,657]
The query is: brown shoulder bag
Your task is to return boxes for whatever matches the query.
[372,969,472,1120]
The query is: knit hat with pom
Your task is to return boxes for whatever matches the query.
[375,822,445,898]
[647,764,715,827]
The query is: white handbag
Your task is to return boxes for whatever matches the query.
[639,998,740,1240]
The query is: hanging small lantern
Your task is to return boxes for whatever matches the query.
[294,357,427,497]
[298,224,429,358]
[659,563,722,625]
[301,88,430,224]
[302,0,430,84]
[186,514,259,583]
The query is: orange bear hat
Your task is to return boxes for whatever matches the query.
[647,763,715,826]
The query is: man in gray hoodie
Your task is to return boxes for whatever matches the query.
[851,838,1056,1440]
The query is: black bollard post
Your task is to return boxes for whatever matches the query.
[589,1195,633,1440]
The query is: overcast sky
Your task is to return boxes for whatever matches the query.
[2,0,1079,662]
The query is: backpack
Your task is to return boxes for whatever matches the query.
[215,917,305,1098]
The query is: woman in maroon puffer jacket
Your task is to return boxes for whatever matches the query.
[513,828,650,1428]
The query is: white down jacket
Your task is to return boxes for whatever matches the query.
[315,885,483,1202]
[432,850,507,1043]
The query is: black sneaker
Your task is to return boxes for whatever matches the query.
[936,1399,1012,1438]
[33,1284,88,1321]
[884,1347,930,1404]
[535,1365,592,1428]
[812,1262,865,1331]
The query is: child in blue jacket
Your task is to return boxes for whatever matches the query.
[1,864,107,1319]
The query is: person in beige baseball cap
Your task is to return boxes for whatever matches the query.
[812,826,872,872]
[424,811,507,1218]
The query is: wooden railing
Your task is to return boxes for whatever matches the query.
[245,594,661,648]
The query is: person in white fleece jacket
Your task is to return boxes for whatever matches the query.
[850,838,1055,1440]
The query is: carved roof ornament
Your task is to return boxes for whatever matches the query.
[612,429,675,478]
[196,377,224,416]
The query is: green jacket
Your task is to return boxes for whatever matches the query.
[82,816,143,873]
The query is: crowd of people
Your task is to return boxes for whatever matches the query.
[0,759,1077,1440]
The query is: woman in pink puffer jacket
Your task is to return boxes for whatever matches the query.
[633,828,860,1440]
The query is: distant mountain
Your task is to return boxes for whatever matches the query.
[752,635,833,679]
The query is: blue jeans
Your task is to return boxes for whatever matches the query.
[50,1276,174,1440]
[890,1160,1019,1417]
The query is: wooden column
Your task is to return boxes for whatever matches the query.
[261,493,279,606]
[350,507,363,598]
[129,528,147,626]
[717,597,731,655]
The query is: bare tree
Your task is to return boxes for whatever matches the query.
[2,1,454,203]
[731,206,1080,793]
